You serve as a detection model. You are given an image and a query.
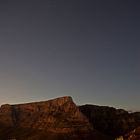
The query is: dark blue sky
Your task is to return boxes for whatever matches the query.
[0,0,140,110]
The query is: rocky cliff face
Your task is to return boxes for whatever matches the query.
[0,97,90,131]
[0,97,139,140]
[116,127,140,140]
[79,105,140,138]
[0,96,111,140]
[123,127,140,140]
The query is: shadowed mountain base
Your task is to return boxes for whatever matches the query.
[0,125,113,140]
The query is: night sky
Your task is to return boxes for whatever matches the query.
[0,0,140,110]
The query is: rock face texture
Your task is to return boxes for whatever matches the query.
[0,96,111,140]
[0,97,139,140]
[0,97,90,131]
[123,127,140,140]
[79,105,140,138]
[116,127,140,140]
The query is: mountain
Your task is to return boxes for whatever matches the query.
[0,96,139,140]
[79,105,140,138]
[0,96,111,140]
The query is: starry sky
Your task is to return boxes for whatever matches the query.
[0,0,140,110]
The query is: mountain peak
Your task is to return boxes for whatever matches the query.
[0,96,94,140]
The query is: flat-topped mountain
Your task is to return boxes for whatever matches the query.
[0,96,90,131]
[0,96,110,140]
[0,96,139,140]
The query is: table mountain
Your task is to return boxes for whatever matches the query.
[0,96,110,140]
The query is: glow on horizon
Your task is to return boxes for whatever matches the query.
[0,0,139,111]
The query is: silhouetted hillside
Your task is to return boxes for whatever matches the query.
[79,105,140,138]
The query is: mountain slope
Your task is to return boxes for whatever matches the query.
[0,96,111,140]
[79,105,140,138]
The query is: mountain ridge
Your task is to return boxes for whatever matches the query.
[0,96,139,140]
[0,96,111,140]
